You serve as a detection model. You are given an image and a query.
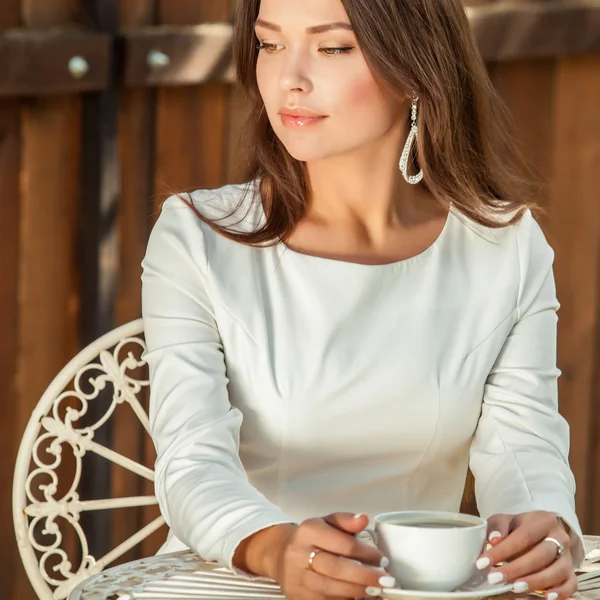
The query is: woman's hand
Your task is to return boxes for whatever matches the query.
[236,513,396,599]
[476,511,576,600]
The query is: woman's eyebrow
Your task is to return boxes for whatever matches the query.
[254,19,354,34]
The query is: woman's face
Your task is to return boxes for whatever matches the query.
[255,0,406,164]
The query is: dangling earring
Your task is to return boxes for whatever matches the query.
[399,92,424,185]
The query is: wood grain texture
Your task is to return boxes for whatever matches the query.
[17,94,82,600]
[488,56,600,532]
[548,55,600,531]
[21,0,79,27]
[12,1,83,597]
[1,5,23,600]
[469,0,600,62]
[0,7,21,598]
[0,98,21,600]
[0,29,112,98]
[119,0,156,26]
[487,59,557,209]
[224,82,249,183]
[122,24,234,88]
[154,0,230,198]
[0,0,21,28]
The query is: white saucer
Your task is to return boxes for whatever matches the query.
[381,570,513,600]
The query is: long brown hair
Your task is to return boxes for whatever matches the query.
[184,0,538,246]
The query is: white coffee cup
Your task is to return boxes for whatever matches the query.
[364,510,488,592]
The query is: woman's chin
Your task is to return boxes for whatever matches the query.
[281,146,332,164]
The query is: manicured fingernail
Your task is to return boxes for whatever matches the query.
[476,557,491,570]
[488,572,505,585]
[489,531,502,541]
[379,576,396,588]
[548,593,558,600]
[366,588,382,597]
[513,582,529,593]
[355,513,367,519]
[380,556,390,569]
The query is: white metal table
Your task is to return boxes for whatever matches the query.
[68,550,286,600]
[68,538,600,600]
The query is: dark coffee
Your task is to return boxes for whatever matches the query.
[392,518,476,528]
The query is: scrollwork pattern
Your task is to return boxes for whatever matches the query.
[20,333,154,599]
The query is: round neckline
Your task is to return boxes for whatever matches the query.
[276,205,455,270]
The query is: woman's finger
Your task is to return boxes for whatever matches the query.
[308,550,394,589]
[485,514,513,547]
[325,512,370,535]
[486,538,567,584]
[544,571,579,600]
[298,518,386,567]
[503,552,571,590]
[478,513,560,568]
[302,568,383,599]
[508,556,573,597]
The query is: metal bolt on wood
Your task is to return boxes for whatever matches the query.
[68,56,90,79]
[147,50,170,69]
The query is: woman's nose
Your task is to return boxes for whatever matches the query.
[279,57,312,93]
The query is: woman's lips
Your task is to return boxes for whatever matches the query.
[280,113,328,128]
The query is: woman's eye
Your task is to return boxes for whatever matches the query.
[320,47,354,56]
[256,43,354,56]
[256,42,283,53]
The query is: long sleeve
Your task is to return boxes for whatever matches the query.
[469,211,585,567]
[141,195,295,572]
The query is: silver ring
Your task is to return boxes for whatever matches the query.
[544,537,565,559]
[308,550,320,571]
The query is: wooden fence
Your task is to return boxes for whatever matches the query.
[1,1,600,598]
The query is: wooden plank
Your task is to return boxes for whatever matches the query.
[468,0,600,62]
[154,1,230,196]
[157,2,229,24]
[155,81,227,194]
[122,24,234,88]
[0,7,21,600]
[116,91,154,326]
[14,2,83,598]
[17,94,82,600]
[487,60,557,215]
[0,0,21,29]
[0,29,111,98]
[488,58,600,530]
[119,0,156,27]
[115,0,159,564]
[21,0,78,27]
[548,55,600,533]
[224,83,249,183]
[223,0,246,183]
[0,99,21,600]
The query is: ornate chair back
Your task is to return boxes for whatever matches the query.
[13,319,165,600]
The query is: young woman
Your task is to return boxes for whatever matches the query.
[141,0,584,599]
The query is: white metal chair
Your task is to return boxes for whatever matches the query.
[13,318,166,600]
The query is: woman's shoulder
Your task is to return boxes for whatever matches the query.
[451,206,555,301]
[160,179,264,234]
[453,206,551,258]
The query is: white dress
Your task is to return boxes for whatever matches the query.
[141,180,584,572]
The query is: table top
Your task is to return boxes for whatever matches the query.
[69,537,600,600]
[68,551,286,600]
